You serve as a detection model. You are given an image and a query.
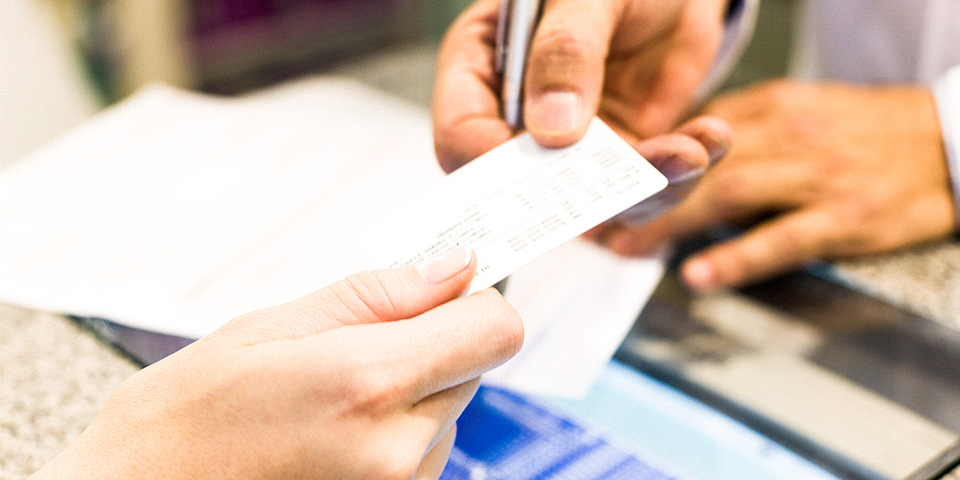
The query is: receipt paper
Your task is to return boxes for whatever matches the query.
[370,118,668,294]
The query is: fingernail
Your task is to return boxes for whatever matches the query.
[416,247,472,284]
[528,91,582,134]
[706,135,731,164]
[683,258,718,292]
[656,154,703,183]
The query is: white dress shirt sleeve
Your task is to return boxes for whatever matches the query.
[933,64,960,228]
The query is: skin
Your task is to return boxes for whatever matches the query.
[32,248,524,480]
[590,80,956,291]
[604,115,732,223]
[433,0,729,173]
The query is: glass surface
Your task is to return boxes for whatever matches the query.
[614,245,960,480]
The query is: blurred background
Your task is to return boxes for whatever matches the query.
[1,0,795,168]
[43,0,470,101]
[42,0,794,101]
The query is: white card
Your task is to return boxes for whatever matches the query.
[368,118,668,294]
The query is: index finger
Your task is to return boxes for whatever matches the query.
[312,288,524,404]
[680,208,839,291]
[395,288,524,401]
[433,0,514,173]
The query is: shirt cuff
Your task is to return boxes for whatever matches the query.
[933,64,960,230]
[726,0,746,21]
[693,0,760,105]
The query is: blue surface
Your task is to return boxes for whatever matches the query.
[443,361,839,480]
[443,386,681,480]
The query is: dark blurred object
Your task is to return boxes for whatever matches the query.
[187,0,424,93]
[59,0,432,100]
[615,234,960,480]
[718,0,795,92]
[72,316,194,367]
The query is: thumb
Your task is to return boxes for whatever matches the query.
[220,248,477,341]
[310,247,478,328]
[523,0,614,147]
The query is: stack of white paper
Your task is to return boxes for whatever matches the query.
[0,77,666,396]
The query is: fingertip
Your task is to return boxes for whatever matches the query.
[415,248,475,285]
[636,134,710,181]
[475,288,525,361]
[434,116,514,173]
[678,115,732,138]
[522,7,607,147]
[581,225,606,243]
[681,257,722,292]
[525,90,589,147]
[436,153,467,174]
[676,115,733,165]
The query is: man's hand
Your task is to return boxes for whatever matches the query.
[589,80,956,291]
[433,0,728,173]
[32,248,523,480]
[588,115,731,227]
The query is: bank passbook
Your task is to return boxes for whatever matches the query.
[369,118,668,293]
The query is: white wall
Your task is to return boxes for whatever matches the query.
[0,0,99,168]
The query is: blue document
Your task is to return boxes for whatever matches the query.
[444,386,681,480]
[443,362,839,480]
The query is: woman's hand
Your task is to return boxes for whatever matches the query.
[33,248,523,480]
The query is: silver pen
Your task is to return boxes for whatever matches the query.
[495,0,543,128]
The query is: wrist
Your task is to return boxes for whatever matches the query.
[30,425,135,480]
[31,381,189,480]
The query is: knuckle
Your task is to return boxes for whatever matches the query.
[764,226,809,262]
[334,270,401,320]
[757,79,797,106]
[475,289,525,358]
[529,29,599,80]
[837,195,881,226]
[830,198,888,252]
[364,445,422,480]
[498,304,525,358]
[809,153,847,179]
[344,367,410,414]
[779,115,823,141]
[705,168,754,212]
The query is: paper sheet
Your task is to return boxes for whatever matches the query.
[493,239,666,396]
[0,77,667,396]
